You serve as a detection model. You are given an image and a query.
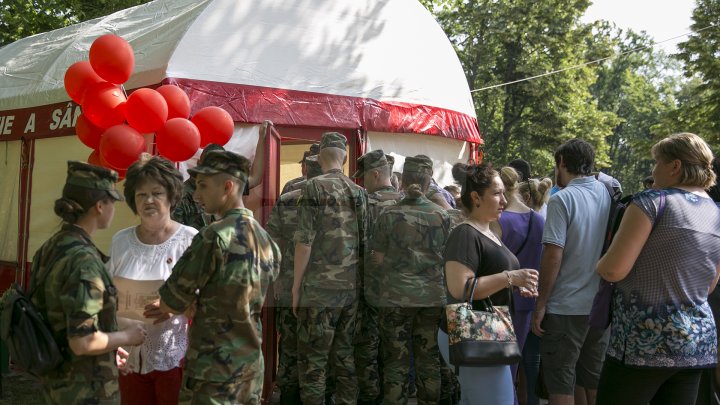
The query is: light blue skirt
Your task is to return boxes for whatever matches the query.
[438,330,516,405]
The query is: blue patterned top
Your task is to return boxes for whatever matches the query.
[608,188,720,368]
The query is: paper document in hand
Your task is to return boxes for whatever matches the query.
[114,277,165,324]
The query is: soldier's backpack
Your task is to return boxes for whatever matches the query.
[0,279,65,376]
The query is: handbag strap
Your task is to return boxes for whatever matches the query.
[463,277,496,311]
[512,210,534,256]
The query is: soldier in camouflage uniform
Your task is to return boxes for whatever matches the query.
[292,132,368,404]
[371,156,451,405]
[281,143,320,195]
[30,161,147,404]
[351,150,403,405]
[266,155,323,404]
[171,143,225,230]
[158,151,281,405]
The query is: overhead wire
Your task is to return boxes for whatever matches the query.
[470,24,716,93]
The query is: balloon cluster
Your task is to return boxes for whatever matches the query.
[64,34,235,180]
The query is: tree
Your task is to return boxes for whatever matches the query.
[590,27,679,193]
[0,0,150,48]
[422,0,618,176]
[674,0,720,146]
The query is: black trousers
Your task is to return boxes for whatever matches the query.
[597,357,704,405]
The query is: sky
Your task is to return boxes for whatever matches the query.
[581,0,696,53]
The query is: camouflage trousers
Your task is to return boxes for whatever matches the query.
[276,306,300,393]
[297,288,358,404]
[178,366,263,404]
[42,378,118,404]
[378,306,443,405]
[354,299,382,402]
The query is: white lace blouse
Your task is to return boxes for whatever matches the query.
[107,224,198,374]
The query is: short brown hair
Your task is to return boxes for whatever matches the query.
[123,155,184,214]
[651,133,716,189]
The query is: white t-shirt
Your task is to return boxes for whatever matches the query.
[107,224,198,374]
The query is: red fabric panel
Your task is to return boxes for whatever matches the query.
[165,78,482,143]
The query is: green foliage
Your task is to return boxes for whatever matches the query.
[0,0,150,48]
[675,0,720,149]
[420,0,710,194]
[426,0,618,177]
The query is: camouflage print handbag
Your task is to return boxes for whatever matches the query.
[445,277,521,371]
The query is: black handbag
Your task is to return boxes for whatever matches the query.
[445,277,522,370]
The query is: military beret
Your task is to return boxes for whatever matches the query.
[352,149,388,178]
[66,161,124,201]
[188,150,250,182]
[320,132,347,150]
[305,154,323,179]
[404,155,434,175]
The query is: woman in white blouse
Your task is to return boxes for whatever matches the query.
[108,154,197,405]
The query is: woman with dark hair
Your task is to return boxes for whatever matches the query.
[30,161,147,404]
[597,133,720,405]
[107,154,197,404]
[440,162,539,405]
[372,156,451,404]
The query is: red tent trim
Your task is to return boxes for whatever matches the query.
[167,78,483,143]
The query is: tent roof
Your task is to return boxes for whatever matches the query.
[0,0,480,141]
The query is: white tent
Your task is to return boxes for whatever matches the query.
[0,0,481,394]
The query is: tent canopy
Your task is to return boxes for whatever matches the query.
[0,0,480,142]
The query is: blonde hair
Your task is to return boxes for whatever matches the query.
[499,166,520,193]
[651,133,716,189]
[519,177,552,211]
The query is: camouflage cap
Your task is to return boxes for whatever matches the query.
[305,154,323,179]
[66,161,124,201]
[351,149,388,178]
[188,150,250,182]
[403,155,434,175]
[299,143,321,163]
[320,132,347,150]
[199,143,226,164]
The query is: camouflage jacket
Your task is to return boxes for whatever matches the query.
[266,189,302,306]
[370,196,451,307]
[446,209,467,232]
[29,224,119,400]
[294,169,368,291]
[364,186,403,303]
[281,176,306,195]
[171,179,209,231]
[159,208,281,383]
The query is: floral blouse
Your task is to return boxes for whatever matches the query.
[608,188,720,368]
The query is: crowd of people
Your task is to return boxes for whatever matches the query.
[26,130,720,405]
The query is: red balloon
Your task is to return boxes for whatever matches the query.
[157,118,201,162]
[191,106,234,147]
[89,34,134,84]
[97,150,127,181]
[126,88,168,133]
[87,149,103,166]
[99,124,146,170]
[156,85,191,119]
[64,61,104,104]
[82,81,127,129]
[75,114,104,150]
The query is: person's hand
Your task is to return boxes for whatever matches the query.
[143,299,172,325]
[292,285,301,318]
[124,322,147,346]
[116,347,131,374]
[263,120,273,131]
[531,305,546,337]
[510,269,538,293]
